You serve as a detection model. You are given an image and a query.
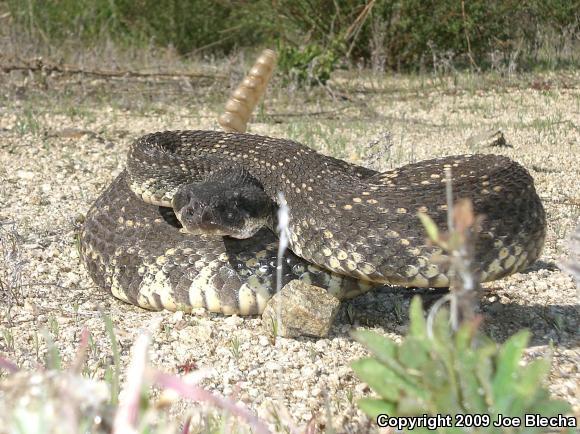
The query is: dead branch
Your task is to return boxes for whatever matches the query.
[0,57,226,81]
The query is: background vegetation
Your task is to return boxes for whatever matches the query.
[3,0,580,76]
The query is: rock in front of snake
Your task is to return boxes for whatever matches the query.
[261,280,341,338]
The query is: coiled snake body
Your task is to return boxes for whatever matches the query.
[80,131,546,315]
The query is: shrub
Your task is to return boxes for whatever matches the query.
[351,297,572,433]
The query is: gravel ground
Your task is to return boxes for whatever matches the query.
[0,67,579,432]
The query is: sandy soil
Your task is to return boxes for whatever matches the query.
[0,67,578,432]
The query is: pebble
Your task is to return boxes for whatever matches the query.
[224,315,243,327]
[16,170,35,180]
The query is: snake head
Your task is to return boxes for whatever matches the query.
[172,178,273,239]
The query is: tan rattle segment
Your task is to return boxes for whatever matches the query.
[218,49,277,133]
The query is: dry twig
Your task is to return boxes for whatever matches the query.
[1,57,226,81]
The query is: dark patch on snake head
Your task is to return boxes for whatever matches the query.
[172,177,273,239]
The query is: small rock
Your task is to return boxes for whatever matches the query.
[292,389,309,399]
[171,311,184,322]
[224,315,243,327]
[261,280,341,338]
[16,170,35,180]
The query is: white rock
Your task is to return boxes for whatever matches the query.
[17,170,35,180]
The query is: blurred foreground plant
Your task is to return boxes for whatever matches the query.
[352,299,572,433]
[351,184,573,432]
[0,325,273,434]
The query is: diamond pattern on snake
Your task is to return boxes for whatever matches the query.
[80,130,546,315]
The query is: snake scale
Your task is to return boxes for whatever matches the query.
[80,130,546,315]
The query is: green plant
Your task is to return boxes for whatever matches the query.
[42,329,62,370]
[277,42,342,86]
[5,0,579,71]
[1,328,15,352]
[351,297,572,433]
[48,314,59,338]
[228,336,241,360]
[103,313,121,405]
[14,107,41,136]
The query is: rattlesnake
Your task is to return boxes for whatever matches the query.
[80,130,546,314]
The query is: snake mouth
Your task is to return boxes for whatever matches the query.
[179,222,238,237]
